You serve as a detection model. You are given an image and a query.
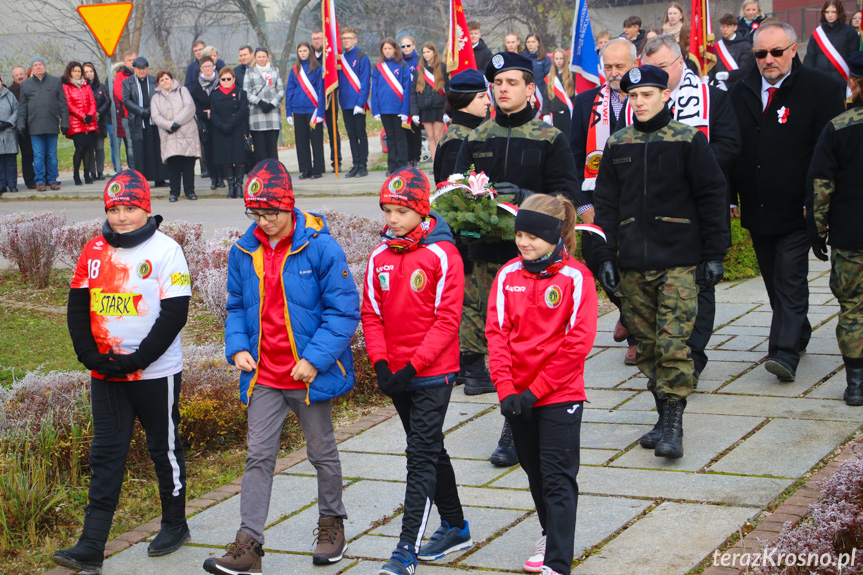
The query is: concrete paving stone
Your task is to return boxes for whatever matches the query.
[581,408,659,425]
[612,390,656,411]
[583,389,638,409]
[264,479,405,553]
[337,402,490,455]
[456,486,536,510]
[808,292,837,305]
[597,310,620,331]
[708,418,861,478]
[686,393,863,421]
[697,361,753,382]
[804,370,847,400]
[720,354,843,397]
[581,421,652,449]
[581,448,619,465]
[342,559,502,574]
[100,542,344,575]
[491,466,792,507]
[347,533,399,559]
[615,376,651,392]
[449,385,500,405]
[586,346,604,359]
[572,502,759,575]
[706,335,734,349]
[712,303,766,327]
[444,410,509,460]
[188,475,318,545]
[610,413,764,472]
[803,337,842,355]
[714,325,771,337]
[727,312,774,327]
[699,349,767,363]
[584,349,642,388]
[593,329,631,349]
[811,317,838,338]
[691,378,728,393]
[463,495,652,571]
[717,335,768,351]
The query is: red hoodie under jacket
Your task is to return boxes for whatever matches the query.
[486,256,598,407]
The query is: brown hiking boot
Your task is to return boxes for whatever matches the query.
[203,531,264,574]
[312,516,347,565]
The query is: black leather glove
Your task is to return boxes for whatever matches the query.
[374,360,393,389]
[380,362,416,397]
[78,349,110,372]
[598,261,620,295]
[142,109,151,121]
[61,126,69,136]
[83,114,93,124]
[811,235,829,262]
[0,121,11,131]
[494,182,534,206]
[170,122,181,133]
[500,394,522,419]
[702,260,725,288]
[97,350,144,379]
[258,101,274,113]
[517,389,538,422]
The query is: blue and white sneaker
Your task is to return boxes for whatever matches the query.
[379,542,417,575]
[417,520,473,561]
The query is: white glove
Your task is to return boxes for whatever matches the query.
[373,114,381,121]
[443,113,451,124]
[287,116,294,126]
[314,116,323,124]
[412,115,420,124]
[398,114,409,124]
[353,105,364,115]
[542,114,553,125]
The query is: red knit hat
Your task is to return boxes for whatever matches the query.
[245,159,295,212]
[380,167,430,217]
[104,170,151,212]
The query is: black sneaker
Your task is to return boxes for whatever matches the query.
[418,520,472,561]
[345,166,359,178]
[765,358,795,382]
[355,167,369,178]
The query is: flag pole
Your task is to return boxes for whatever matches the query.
[332,97,339,179]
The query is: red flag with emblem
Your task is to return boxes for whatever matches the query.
[445,0,476,74]
[322,0,341,104]
[689,0,716,76]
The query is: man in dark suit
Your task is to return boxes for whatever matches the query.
[570,38,640,364]
[314,29,342,172]
[729,21,846,381]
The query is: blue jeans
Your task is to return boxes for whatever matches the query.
[30,134,59,185]
[106,124,121,173]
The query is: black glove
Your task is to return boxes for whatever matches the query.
[83,114,93,124]
[96,350,144,379]
[61,126,69,136]
[702,260,725,288]
[517,389,538,422]
[374,360,393,389]
[380,362,417,397]
[500,394,522,419]
[598,261,620,295]
[17,126,26,136]
[811,234,829,262]
[142,109,151,121]
[258,101,274,113]
[494,182,534,206]
[170,122,181,133]
[0,121,11,131]
[78,349,110,372]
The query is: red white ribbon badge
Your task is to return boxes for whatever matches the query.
[777,106,789,124]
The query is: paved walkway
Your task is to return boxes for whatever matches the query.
[82,257,863,574]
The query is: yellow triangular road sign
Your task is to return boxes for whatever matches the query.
[77,2,134,57]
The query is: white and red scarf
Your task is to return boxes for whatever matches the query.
[715,39,739,71]
[341,54,362,93]
[812,25,850,81]
[627,68,710,140]
[553,75,574,115]
[297,64,321,125]
[584,83,631,191]
[423,66,445,97]
[377,62,404,101]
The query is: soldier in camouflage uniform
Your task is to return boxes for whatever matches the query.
[806,52,863,407]
[452,52,588,467]
[593,65,728,459]
[432,69,489,185]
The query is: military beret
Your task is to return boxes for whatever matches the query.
[485,52,534,83]
[450,69,488,93]
[620,64,669,93]
[849,52,863,78]
[132,56,150,69]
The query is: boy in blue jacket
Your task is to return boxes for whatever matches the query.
[339,26,372,178]
[204,159,360,575]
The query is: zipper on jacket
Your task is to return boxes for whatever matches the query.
[642,132,650,269]
[504,124,512,181]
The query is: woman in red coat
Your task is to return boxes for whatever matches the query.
[62,61,98,185]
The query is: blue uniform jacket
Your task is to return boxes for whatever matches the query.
[285,60,326,118]
[371,58,411,116]
[225,209,361,405]
[338,46,371,110]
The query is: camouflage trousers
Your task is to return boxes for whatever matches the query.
[619,267,698,401]
[460,261,502,355]
[830,249,863,359]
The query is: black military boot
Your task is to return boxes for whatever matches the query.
[148,490,191,556]
[52,507,113,573]
[654,398,686,459]
[490,419,519,467]
[639,388,666,449]
[458,352,495,395]
[843,359,863,407]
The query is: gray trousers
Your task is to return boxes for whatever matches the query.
[239,386,346,543]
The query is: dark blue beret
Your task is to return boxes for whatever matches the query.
[850,51,863,78]
[485,52,534,83]
[620,64,668,93]
[449,69,487,93]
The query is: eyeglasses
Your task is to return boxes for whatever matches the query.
[342,36,356,40]
[752,44,795,59]
[245,209,281,222]
[655,55,681,70]
[220,77,233,81]
[401,44,413,48]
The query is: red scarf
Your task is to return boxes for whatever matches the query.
[219,85,235,95]
[521,240,568,279]
[382,217,435,253]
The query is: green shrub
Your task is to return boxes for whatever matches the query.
[724,218,760,281]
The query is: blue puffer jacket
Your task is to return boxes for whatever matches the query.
[225,209,361,405]
[371,58,411,116]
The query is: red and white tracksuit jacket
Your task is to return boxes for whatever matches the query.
[361,218,465,377]
[486,256,598,407]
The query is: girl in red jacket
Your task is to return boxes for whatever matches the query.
[362,167,472,575]
[486,194,598,575]
[61,61,99,185]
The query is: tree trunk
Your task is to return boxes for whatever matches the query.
[279,0,314,78]
[233,0,270,51]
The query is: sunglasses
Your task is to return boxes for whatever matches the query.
[753,44,795,59]
[219,77,233,81]
[401,44,413,48]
